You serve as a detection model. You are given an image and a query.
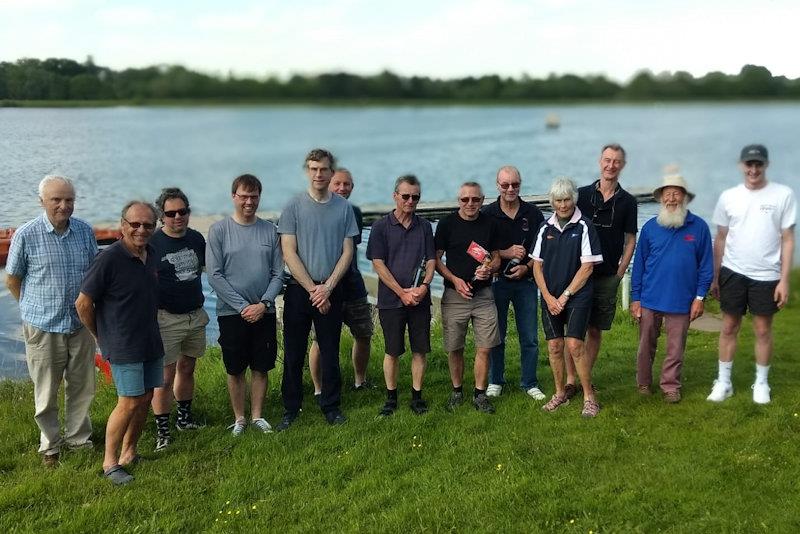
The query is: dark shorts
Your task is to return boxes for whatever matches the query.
[719,267,779,316]
[378,305,432,357]
[217,314,277,375]
[589,274,622,330]
[541,304,591,341]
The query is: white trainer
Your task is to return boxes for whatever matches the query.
[486,384,502,397]
[752,382,771,404]
[706,380,733,402]
[251,417,273,433]
[526,386,546,401]
[227,418,247,437]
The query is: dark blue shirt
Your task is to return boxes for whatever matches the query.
[341,204,368,300]
[150,228,205,314]
[80,240,164,364]
[434,212,500,291]
[577,181,637,276]
[482,197,545,278]
[366,212,435,309]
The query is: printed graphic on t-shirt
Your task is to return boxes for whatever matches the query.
[164,248,199,281]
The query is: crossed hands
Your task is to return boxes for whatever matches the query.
[309,283,332,315]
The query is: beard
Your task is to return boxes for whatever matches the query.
[657,204,688,228]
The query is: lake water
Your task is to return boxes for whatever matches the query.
[1,103,798,378]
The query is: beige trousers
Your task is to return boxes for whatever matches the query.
[23,323,96,455]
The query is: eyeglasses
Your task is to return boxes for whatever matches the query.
[234,193,260,201]
[398,193,421,202]
[498,182,521,190]
[123,218,156,231]
[459,196,483,204]
[163,208,190,218]
[590,190,616,228]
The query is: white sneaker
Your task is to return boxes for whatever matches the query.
[486,384,502,397]
[251,418,273,433]
[706,380,733,402]
[526,386,546,401]
[752,382,771,404]
[227,418,247,437]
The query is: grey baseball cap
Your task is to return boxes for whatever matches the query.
[740,144,769,163]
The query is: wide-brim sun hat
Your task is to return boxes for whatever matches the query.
[653,174,695,202]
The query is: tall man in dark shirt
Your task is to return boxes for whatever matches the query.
[482,166,546,401]
[574,144,637,396]
[150,188,208,451]
[76,201,163,486]
[435,182,501,414]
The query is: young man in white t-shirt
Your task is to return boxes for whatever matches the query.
[707,144,797,404]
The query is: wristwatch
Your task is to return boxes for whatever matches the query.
[563,289,573,298]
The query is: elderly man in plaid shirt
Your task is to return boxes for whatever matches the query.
[5,175,98,467]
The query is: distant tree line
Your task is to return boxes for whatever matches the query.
[1,57,799,102]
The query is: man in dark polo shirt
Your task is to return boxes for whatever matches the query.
[76,201,164,486]
[574,143,637,397]
[482,166,546,401]
[367,174,436,416]
[435,181,501,414]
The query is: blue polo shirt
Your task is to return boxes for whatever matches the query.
[80,240,164,364]
[482,197,545,278]
[529,207,603,306]
[366,211,435,309]
[631,212,713,314]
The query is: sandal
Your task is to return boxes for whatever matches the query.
[542,394,569,412]
[581,400,601,418]
[103,464,134,486]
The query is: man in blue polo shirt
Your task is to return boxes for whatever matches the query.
[76,201,164,486]
[5,175,98,468]
[631,175,713,403]
[367,174,436,416]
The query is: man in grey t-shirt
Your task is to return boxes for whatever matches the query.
[207,174,285,436]
[277,148,359,430]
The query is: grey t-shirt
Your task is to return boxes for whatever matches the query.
[206,216,285,317]
[278,192,359,282]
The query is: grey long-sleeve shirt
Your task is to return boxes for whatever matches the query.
[206,216,285,317]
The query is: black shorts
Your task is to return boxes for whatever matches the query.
[217,314,277,375]
[541,304,591,341]
[588,274,621,330]
[719,267,779,316]
[378,306,431,357]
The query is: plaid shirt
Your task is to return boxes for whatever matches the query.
[5,214,98,333]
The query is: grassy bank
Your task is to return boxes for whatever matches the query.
[1,271,799,532]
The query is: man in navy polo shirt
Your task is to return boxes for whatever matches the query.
[367,174,436,416]
[76,201,164,486]
[482,166,546,401]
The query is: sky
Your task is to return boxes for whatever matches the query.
[1,0,798,82]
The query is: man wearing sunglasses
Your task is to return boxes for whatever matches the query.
[76,201,163,485]
[278,149,359,430]
[574,144,638,397]
[5,176,98,468]
[149,188,208,452]
[435,182,501,414]
[207,175,285,436]
[367,175,436,416]
[707,144,796,404]
[482,166,546,402]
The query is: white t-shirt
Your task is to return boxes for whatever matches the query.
[713,182,797,281]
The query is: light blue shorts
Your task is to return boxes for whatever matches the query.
[110,358,164,397]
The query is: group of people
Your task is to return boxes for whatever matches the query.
[5,143,795,486]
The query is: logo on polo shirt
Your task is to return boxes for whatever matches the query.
[570,233,579,238]
[683,234,695,242]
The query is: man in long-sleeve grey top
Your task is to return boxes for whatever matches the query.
[207,174,284,435]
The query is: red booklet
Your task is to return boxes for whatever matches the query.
[466,241,489,263]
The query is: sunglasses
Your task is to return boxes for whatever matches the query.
[459,196,483,204]
[498,182,521,190]
[123,218,156,231]
[398,193,421,202]
[163,208,190,218]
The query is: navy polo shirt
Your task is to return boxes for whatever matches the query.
[529,207,603,306]
[340,203,368,300]
[80,240,164,364]
[577,181,637,276]
[366,211,435,309]
[482,197,545,277]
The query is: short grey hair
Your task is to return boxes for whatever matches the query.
[38,175,74,197]
[496,166,521,182]
[548,177,578,206]
[394,174,421,192]
[120,201,158,222]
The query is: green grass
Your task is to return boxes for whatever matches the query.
[1,271,799,533]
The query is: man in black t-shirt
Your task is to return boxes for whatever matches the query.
[434,182,501,414]
[149,188,208,452]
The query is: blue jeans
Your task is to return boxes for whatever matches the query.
[490,277,540,389]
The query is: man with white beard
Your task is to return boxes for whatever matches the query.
[630,175,713,403]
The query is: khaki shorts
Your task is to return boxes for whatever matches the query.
[157,308,209,366]
[589,274,622,330]
[311,297,375,341]
[441,287,500,352]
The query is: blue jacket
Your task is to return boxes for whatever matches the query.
[631,212,713,314]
